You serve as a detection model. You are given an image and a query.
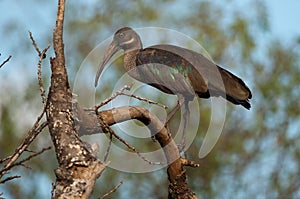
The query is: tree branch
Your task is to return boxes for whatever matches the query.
[1,32,51,184]
[100,180,124,199]
[29,31,47,59]
[0,54,11,68]
[0,175,21,184]
[46,1,106,198]
[74,103,198,198]
[37,45,50,105]
[0,116,47,181]
[86,84,167,111]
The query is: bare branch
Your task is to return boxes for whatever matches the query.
[0,115,47,180]
[0,175,21,184]
[100,180,124,199]
[15,146,52,167]
[0,156,11,164]
[29,31,51,105]
[95,109,162,165]
[91,85,131,110]
[1,29,51,185]
[74,104,197,198]
[19,163,32,170]
[0,55,12,68]
[37,44,51,105]
[87,84,168,111]
[120,92,168,109]
[29,31,46,59]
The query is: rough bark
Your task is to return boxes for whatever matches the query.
[46,1,105,198]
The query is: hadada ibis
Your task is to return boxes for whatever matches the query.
[94,27,252,151]
[95,27,252,110]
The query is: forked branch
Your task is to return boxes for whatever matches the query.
[74,103,198,198]
[0,120,48,183]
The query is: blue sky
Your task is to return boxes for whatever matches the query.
[266,0,300,40]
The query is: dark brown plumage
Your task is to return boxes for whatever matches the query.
[95,27,252,109]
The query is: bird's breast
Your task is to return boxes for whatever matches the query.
[124,51,139,71]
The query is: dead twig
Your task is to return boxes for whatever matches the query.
[0,156,11,164]
[29,31,50,105]
[0,55,12,68]
[92,85,132,110]
[121,92,168,109]
[29,31,46,59]
[0,118,48,180]
[14,146,52,169]
[88,84,168,111]
[0,175,21,184]
[99,180,124,199]
[105,126,162,165]
[0,33,50,184]
[37,44,50,105]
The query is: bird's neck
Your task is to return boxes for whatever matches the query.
[124,49,140,71]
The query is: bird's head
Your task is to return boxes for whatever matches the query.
[95,27,142,87]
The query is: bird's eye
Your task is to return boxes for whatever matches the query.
[119,33,125,38]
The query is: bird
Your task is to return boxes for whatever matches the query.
[95,27,252,150]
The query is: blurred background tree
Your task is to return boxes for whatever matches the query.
[1,0,300,198]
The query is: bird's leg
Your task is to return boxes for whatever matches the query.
[162,99,182,141]
[179,100,190,155]
[164,96,189,155]
[151,98,183,142]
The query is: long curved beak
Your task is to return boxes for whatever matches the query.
[94,40,120,87]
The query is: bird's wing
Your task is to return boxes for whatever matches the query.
[133,47,208,100]
[149,45,252,107]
